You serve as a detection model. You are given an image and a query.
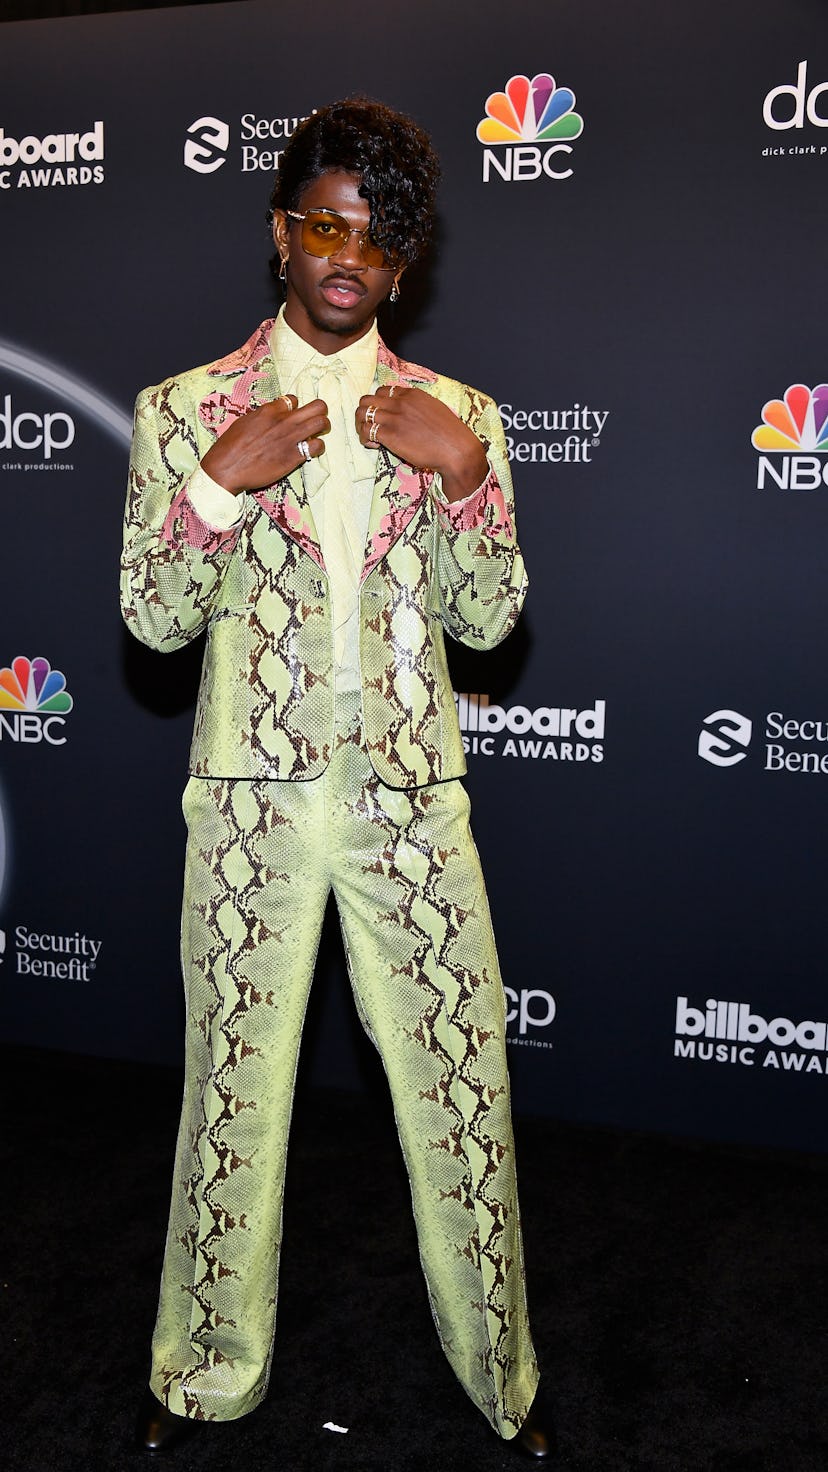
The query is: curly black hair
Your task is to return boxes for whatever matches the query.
[267,97,440,276]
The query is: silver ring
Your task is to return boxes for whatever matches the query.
[279,394,295,411]
[297,439,311,461]
[365,405,377,425]
[387,384,396,398]
[368,419,380,443]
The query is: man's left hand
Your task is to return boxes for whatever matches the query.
[356,385,489,504]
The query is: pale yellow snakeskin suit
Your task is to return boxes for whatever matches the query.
[120,322,538,1438]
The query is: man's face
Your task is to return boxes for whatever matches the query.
[273,170,400,354]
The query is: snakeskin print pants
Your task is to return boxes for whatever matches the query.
[150,695,538,1437]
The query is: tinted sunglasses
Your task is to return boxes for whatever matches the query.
[286,208,399,271]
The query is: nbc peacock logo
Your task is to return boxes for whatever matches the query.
[0,655,74,746]
[476,72,584,184]
[751,383,828,491]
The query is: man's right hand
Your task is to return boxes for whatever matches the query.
[200,394,330,495]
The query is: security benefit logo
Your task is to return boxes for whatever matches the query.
[183,117,230,173]
[751,383,828,491]
[699,707,828,776]
[499,402,609,466]
[0,656,73,746]
[675,996,828,1077]
[476,72,583,183]
[6,924,102,983]
[697,710,752,768]
[184,111,311,175]
[0,121,104,190]
[505,988,556,1052]
[456,693,605,763]
[762,60,828,159]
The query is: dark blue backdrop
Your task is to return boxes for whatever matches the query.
[2,0,827,1152]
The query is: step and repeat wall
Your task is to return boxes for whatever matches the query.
[1,0,826,1152]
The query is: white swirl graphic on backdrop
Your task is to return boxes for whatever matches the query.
[0,338,132,445]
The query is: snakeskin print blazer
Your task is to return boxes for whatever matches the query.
[121,321,527,788]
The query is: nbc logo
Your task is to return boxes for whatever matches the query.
[476,72,584,183]
[752,383,828,490]
[0,655,73,746]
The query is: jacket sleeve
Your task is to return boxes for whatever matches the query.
[432,390,528,650]
[120,378,246,651]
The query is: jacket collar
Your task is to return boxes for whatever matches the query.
[206,319,438,387]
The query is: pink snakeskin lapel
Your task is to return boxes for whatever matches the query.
[361,341,440,580]
[198,319,324,569]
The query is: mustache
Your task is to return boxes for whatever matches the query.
[320,270,368,294]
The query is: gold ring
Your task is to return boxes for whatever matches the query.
[365,405,377,425]
[279,394,295,411]
[369,420,380,443]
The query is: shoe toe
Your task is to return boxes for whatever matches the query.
[135,1390,200,1455]
[515,1398,554,1459]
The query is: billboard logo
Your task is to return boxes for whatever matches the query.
[0,122,104,190]
[0,656,73,746]
[675,995,828,1075]
[184,116,229,173]
[477,72,583,183]
[752,383,828,490]
[457,693,605,762]
[698,710,752,767]
[763,61,828,131]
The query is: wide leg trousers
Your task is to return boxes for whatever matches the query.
[150,698,539,1438]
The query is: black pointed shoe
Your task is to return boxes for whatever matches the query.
[514,1396,554,1459]
[135,1389,202,1455]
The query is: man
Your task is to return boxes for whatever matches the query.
[122,98,548,1461]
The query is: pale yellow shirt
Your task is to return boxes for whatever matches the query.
[272,310,378,692]
[190,308,379,693]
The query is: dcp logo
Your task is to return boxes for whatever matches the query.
[698,710,752,767]
[505,987,556,1034]
[763,61,828,130]
[184,117,229,174]
[0,394,74,460]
